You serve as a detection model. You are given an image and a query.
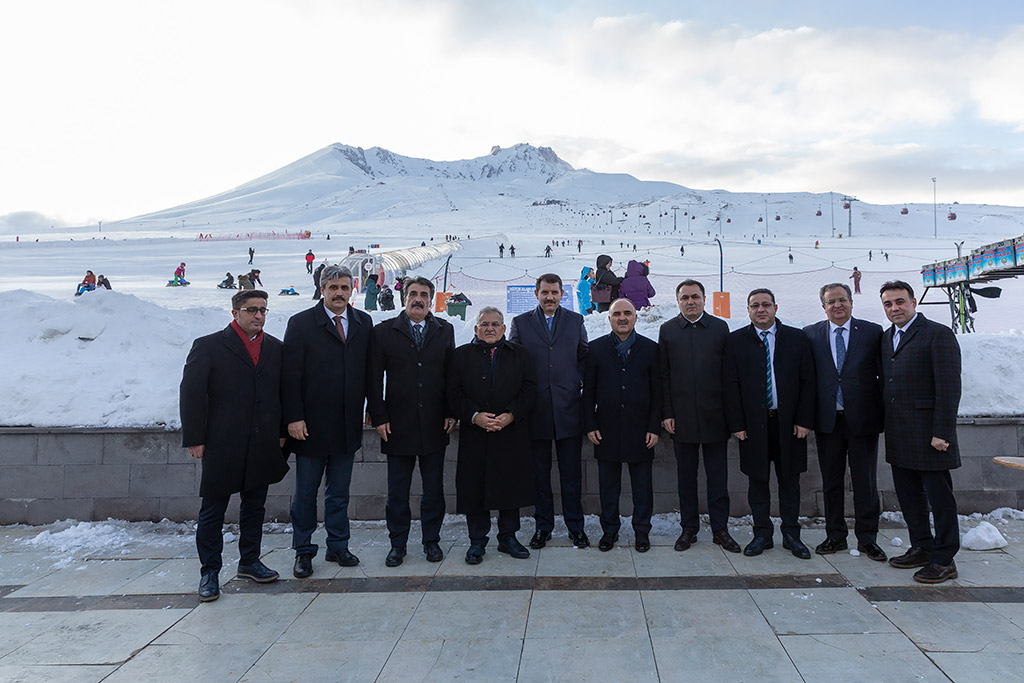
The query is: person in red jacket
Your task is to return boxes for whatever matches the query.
[75,270,97,296]
[305,250,315,274]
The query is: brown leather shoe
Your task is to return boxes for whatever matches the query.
[674,528,698,551]
[889,546,931,569]
[712,529,741,553]
[914,561,958,584]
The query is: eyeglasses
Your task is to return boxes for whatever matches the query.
[236,307,268,315]
[824,298,851,306]
[747,302,774,310]
[477,321,504,328]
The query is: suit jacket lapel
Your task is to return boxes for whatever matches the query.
[841,319,861,371]
[394,312,414,341]
[221,326,254,368]
[532,306,549,342]
[893,314,924,356]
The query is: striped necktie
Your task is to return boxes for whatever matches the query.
[761,330,773,409]
[835,327,846,407]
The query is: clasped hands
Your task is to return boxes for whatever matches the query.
[473,412,513,432]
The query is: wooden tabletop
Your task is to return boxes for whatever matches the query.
[993,456,1024,471]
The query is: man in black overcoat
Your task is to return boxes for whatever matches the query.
[724,288,815,559]
[180,289,288,601]
[658,279,741,553]
[584,299,661,552]
[880,280,962,584]
[282,265,372,578]
[509,273,589,549]
[448,306,537,565]
[368,276,456,567]
[804,282,886,561]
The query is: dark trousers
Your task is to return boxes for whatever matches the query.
[291,452,354,557]
[674,440,730,532]
[465,509,520,546]
[196,485,268,574]
[815,414,881,544]
[531,436,584,533]
[891,464,960,565]
[386,451,446,548]
[306,262,313,273]
[597,459,653,535]
[748,413,801,540]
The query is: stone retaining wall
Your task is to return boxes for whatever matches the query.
[1,422,1023,524]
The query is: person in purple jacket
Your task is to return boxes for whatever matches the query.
[619,259,656,309]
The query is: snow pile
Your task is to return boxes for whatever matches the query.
[962,521,1009,550]
[21,519,193,567]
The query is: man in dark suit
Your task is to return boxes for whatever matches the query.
[283,265,372,578]
[180,290,289,601]
[448,307,537,564]
[804,283,887,561]
[368,276,456,567]
[880,280,962,584]
[658,279,740,553]
[509,274,590,549]
[584,299,661,552]
[725,288,815,559]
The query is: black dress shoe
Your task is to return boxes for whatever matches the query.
[497,537,531,559]
[743,536,774,556]
[815,537,848,555]
[598,532,618,552]
[325,549,360,567]
[914,561,958,584]
[293,554,313,579]
[424,542,444,563]
[236,560,280,583]
[889,546,931,569]
[385,547,407,567]
[635,532,651,553]
[198,571,219,602]
[857,542,887,562]
[529,530,552,549]
[674,528,698,551]
[465,544,486,565]
[713,529,742,554]
[568,529,590,548]
[783,534,811,559]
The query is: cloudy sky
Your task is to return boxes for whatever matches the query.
[3,0,1024,226]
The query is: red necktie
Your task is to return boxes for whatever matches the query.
[334,315,346,342]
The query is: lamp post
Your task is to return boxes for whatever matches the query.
[932,177,937,239]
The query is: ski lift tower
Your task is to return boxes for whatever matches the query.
[843,197,857,237]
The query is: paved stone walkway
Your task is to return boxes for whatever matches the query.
[1,517,1023,681]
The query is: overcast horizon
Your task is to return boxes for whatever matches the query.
[4,0,1024,226]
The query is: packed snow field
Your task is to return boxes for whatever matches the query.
[2,143,1023,427]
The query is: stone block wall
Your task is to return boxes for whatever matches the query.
[1,421,1022,524]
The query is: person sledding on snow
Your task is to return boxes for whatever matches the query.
[279,286,299,296]
[96,274,111,290]
[238,273,254,289]
[248,269,263,287]
[218,272,235,289]
[75,270,97,296]
[169,262,190,286]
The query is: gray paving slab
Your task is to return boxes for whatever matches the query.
[876,602,1024,653]
[277,592,421,643]
[154,593,314,646]
[239,641,395,681]
[434,545,539,577]
[116,558,202,595]
[651,635,802,682]
[1,609,190,665]
[518,637,659,682]
[952,551,1024,588]
[642,589,774,638]
[632,542,738,577]
[377,637,523,683]
[749,587,898,635]
[928,652,1024,682]
[0,613,60,659]
[403,590,531,640]
[0,551,58,586]
[0,664,117,682]
[525,589,647,639]
[535,545,635,577]
[5,559,164,598]
[820,548,920,587]
[103,643,268,682]
[780,633,948,682]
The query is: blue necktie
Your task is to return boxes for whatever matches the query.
[761,330,773,409]
[413,323,425,351]
[835,327,846,408]
[894,329,902,351]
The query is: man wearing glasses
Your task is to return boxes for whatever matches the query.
[724,289,815,559]
[804,284,886,561]
[180,290,289,601]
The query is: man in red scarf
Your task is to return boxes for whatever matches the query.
[180,290,289,602]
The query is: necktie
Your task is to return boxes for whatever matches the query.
[334,314,346,343]
[489,346,496,361]
[413,323,425,351]
[761,330,773,409]
[893,329,902,351]
[835,327,846,408]
[546,316,554,331]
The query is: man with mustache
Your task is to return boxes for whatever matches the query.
[368,276,456,567]
[509,274,590,549]
[725,288,816,559]
[283,265,372,578]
